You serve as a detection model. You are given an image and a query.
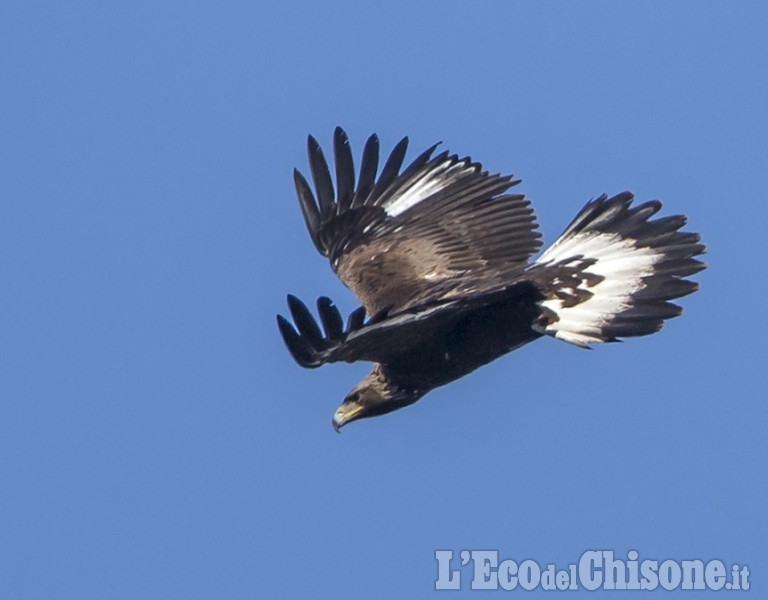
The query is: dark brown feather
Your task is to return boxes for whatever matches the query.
[292,128,542,314]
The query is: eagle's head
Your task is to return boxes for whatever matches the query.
[332,364,423,431]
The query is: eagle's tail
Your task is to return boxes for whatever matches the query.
[529,192,705,347]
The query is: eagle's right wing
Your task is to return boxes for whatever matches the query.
[293,128,542,315]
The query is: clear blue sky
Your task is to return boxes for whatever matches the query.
[1,1,766,598]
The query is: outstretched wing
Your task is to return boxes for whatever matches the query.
[277,294,445,368]
[293,127,542,314]
[276,284,536,369]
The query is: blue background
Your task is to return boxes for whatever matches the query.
[1,1,765,597]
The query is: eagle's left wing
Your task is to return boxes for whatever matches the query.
[276,283,536,369]
[293,127,542,314]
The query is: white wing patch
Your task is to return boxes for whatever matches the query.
[382,158,477,217]
[534,231,663,346]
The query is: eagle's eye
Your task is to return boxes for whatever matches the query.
[347,391,361,404]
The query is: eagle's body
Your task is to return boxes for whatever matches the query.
[367,281,543,393]
[277,128,705,430]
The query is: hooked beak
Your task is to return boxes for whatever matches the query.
[332,403,364,432]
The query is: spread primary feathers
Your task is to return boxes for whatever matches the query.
[278,128,705,431]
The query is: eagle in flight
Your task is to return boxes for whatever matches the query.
[277,127,705,431]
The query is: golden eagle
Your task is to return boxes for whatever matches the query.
[277,128,705,431]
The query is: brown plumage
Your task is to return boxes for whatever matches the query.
[277,128,706,431]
